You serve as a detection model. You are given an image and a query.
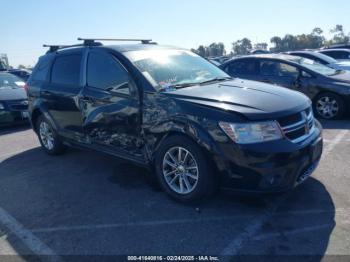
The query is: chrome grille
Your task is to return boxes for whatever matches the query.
[278,108,315,143]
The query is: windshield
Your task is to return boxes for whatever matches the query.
[125,49,230,91]
[0,73,25,89]
[311,52,338,64]
[290,57,342,76]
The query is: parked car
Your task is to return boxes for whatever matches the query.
[220,54,350,120]
[285,51,350,71]
[8,69,32,82]
[250,49,270,55]
[323,43,350,50]
[0,72,29,125]
[318,49,350,62]
[27,39,323,202]
[208,56,229,65]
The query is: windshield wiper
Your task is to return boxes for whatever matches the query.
[199,77,232,85]
[158,82,198,92]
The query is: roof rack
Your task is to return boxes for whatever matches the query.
[43,37,156,53]
[77,37,156,44]
[43,41,102,53]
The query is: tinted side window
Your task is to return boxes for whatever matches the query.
[87,52,130,95]
[32,56,53,81]
[260,61,299,77]
[225,60,256,76]
[323,51,348,59]
[51,54,82,86]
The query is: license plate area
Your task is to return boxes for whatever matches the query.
[21,111,29,118]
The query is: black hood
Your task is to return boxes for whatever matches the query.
[163,79,310,120]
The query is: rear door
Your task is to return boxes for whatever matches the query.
[81,49,141,154]
[42,50,84,140]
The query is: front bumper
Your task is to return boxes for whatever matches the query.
[0,100,29,125]
[215,120,323,193]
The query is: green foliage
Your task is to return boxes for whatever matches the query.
[192,25,350,56]
[192,43,225,58]
[232,38,252,55]
[254,43,268,50]
[270,28,325,52]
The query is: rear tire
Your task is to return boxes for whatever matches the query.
[313,93,345,120]
[36,115,65,155]
[154,135,217,203]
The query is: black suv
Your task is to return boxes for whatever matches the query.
[27,39,323,202]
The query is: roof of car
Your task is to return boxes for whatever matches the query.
[231,53,299,61]
[105,44,183,53]
[53,44,183,55]
[319,48,350,52]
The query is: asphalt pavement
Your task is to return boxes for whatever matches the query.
[0,120,349,261]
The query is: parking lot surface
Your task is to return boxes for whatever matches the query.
[0,120,350,260]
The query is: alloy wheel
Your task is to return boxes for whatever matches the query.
[316,96,339,119]
[39,121,54,150]
[162,146,199,194]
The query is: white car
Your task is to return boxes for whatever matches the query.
[286,51,350,71]
[318,49,350,62]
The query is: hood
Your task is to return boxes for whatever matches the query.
[162,79,310,120]
[0,87,27,101]
[331,61,350,71]
[327,71,350,84]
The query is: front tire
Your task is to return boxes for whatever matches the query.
[36,115,65,155]
[155,135,217,203]
[314,93,345,120]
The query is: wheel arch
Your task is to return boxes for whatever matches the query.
[146,119,225,175]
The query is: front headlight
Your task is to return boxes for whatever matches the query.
[219,121,283,144]
[0,102,4,110]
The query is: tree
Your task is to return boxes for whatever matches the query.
[191,43,226,58]
[18,64,26,69]
[196,45,206,57]
[329,24,349,44]
[254,42,268,50]
[232,38,252,55]
[270,28,326,52]
[270,36,282,52]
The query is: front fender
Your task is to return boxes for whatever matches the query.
[144,116,225,169]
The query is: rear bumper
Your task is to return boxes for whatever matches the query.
[215,120,323,193]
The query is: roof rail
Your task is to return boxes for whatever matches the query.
[77,37,156,44]
[43,41,102,53]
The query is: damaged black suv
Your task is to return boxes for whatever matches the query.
[27,38,323,202]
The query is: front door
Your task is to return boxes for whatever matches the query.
[257,60,300,88]
[80,50,141,155]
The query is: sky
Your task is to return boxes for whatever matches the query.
[1,0,350,67]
